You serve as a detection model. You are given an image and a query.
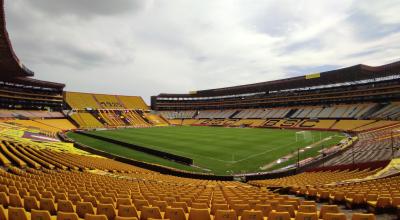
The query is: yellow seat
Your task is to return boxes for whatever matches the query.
[97,203,117,220]
[318,191,331,201]
[392,197,400,207]
[84,214,108,220]
[254,204,272,217]
[190,203,208,209]
[116,198,132,208]
[241,210,263,220]
[268,211,291,220]
[172,202,189,213]
[83,196,98,208]
[40,198,57,215]
[323,213,347,220]
[152,201,167,212]
[57,200,75,213]
[248,200,261,209]
[214,210,237,220]
[367,197,391,209]
[195,199,209,207]
[19,189,29,198]
[319,205,340,219]
[133,200,149,211]
[295,212,318,220]
[211,204,229,215]
[0,205,7,220]
[164,197,176,206]
[99,197,114,205]
[31,209,52,220]
[55,193,67,202]
[140,206,162,220]
[276,205,295,218]
[68,194,82,205]
[56,212,79,220]
[0,186,8,194]
[76,201,95,218]
[282,201,299,210]
[104,193,116,202]
[188,208,211,220]
[29,190,41,200]
[179,198,192,207]
[164,207,186,220]
[346,194,365,208]
[8,207,28,220]
[40,191,53,199]
[298,205,317,213]
[9,194,23,208]
[329,192,345,204]
[300,201,316,206]
[0,192,9,208]
[115,217,138,220]
[118,205,138,218]
[23,196,39,211]
[232,204,250,217]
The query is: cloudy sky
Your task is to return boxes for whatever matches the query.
[5,0,400,103]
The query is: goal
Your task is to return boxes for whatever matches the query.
[295,131,313,143]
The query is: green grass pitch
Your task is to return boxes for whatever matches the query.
[68,126,344,175]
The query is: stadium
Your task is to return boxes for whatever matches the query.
[0,0,400,220]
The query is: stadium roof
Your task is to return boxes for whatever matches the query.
[157,61,400,97]
[0,0,64,89]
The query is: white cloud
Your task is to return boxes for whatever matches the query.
[5,0,400,103]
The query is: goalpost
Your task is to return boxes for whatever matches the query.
[295,131,313,143]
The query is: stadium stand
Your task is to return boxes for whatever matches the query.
[65,92,149,111]
[0,110,64,119]
[5,119,76,137]
[369,102,400,120]
[157,103,399,134]
[65,92,159,128]
[70,112,104,129]
[158,103,394,121]
[160,111,196,119]
[353,120,400,132]
[323,125,400,166]
[64,92,101,110]
[143,113,169,126]
[118,95,149,110]
[196,110,237,119]
[330,120,376,131]
[248,168,380,188]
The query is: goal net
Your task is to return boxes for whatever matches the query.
[295,131,313,143]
